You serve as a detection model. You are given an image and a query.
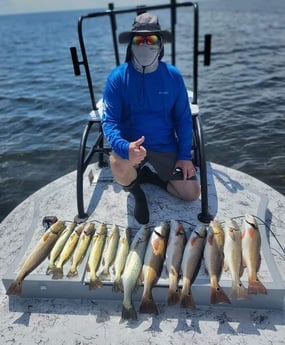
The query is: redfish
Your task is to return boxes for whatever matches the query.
[165,220,186,305]
[224,219,249,300]
[204,220,231,304]
[180,224,207,308]
[139,222,170,315]
[241,214,267,295]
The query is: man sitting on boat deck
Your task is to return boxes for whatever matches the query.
[101,12,200,224]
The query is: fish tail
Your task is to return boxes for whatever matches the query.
[120,303,138,322]
[112,278,123,293]
[99,270,111,281]
[180,291,196,309]
[139,295,159,315]
[248,278,267,295]
[6,280,22,296]
[231,282,250,300]
[52,268,64,280]
[210,286,231,304]
[168,288,181,306]
[89,276,103,290]
[46,264,56,275]
[67,269,78,278]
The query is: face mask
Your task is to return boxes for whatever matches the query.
[131,44,160,69]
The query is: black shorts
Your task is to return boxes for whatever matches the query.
[140,151,197,182]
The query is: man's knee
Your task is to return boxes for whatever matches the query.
[168,180,201,201]
[109,152,136,185]
[184,183,201,201]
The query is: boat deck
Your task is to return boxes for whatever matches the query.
[1,162,285,310]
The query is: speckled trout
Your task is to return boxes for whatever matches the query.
[52,223,85,279]
[180,224,207,309]
[139,221,170,315]
[6,221,66,296]
[67,222,95,278]
[87,223,107,289]
[165,220,186,305]
[113,227,132,293]
[121,225,151,322]
[241,214,267,294]
[224,218,249,300]
[99,224,120,280]
[46,221,77,275]
[204,219,231,304]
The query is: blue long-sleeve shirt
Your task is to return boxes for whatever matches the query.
[101,61,193,160]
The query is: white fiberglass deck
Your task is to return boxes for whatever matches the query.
[1,162,284,311]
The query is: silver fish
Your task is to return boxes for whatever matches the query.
[99,224,120,280]
[121,225,151,322]
[52,223,85,279]
[46,222,77,275]
[113,227,132,293]
[87,223,107,289]
[67,222,95,278]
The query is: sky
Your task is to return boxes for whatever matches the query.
[0,0,165,15]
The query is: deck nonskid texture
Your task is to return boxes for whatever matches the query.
[2,163,284,309]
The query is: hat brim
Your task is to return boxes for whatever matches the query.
[119,30,172,43]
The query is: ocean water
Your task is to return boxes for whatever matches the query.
[0,0,284,222]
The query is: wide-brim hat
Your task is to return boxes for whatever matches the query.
[119,12,172,43]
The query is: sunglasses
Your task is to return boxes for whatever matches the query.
[132,35,160,46]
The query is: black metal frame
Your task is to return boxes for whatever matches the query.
[70,0,213,223]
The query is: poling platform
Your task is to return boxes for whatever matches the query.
[2,162,285,310]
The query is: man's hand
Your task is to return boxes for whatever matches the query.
[129,136,147,165]
[174,160,196,180]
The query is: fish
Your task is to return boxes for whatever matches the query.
[52,223,85,279]
[46,221,77,275]
[165,220,186,305]
[180,224,207,309]
[204,219,231,304]
[139,221,170,315]
[6,221,66,296]
[99,224,120,280]
[87,222,107,289]
[121,225,152,322]
[113,227,132,293]
[241,214,267,294]
[223,218,249,300]
[67,222,95,278]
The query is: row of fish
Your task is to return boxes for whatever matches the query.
[6,220,130,296]
[120,214,268,321]
[47,221,130,291]
[6,214,268,322]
